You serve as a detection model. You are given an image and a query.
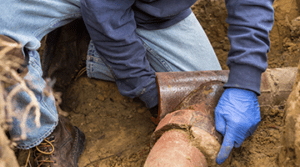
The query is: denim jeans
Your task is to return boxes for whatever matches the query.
[0,0,221,149]
[87,13,221,81]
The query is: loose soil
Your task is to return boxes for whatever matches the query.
[16,0,300,166]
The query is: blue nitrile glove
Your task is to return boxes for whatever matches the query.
[215,88,261,164]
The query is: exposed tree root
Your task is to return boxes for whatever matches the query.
[0,37,41,167]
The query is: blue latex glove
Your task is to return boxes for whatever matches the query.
[215,88,261,164]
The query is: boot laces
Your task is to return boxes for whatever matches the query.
[34,137,56,167]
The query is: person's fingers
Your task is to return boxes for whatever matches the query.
[234,123,260,148]
[234,131,247,148]
[216,131,234,164]
[215,107,226,136]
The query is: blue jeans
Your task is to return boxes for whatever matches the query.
[87,13,221,81]
[0,0,221,149]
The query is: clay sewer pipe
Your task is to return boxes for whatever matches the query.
[144,67,297,167]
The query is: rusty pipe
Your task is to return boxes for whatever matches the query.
[145,80,226,166]
[152,67,297,124]
[145,67,297,166]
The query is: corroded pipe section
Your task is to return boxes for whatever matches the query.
[145,67,297,166]
[146,80,226,166]
[154,70,227,124]
[154,67,297,124]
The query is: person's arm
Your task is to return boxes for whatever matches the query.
[80,0,158,108]
[224,0,274,93]
[215,0,274,164]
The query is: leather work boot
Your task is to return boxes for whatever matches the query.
[33,116,85,167]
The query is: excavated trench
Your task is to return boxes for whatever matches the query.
[15,0,300,166]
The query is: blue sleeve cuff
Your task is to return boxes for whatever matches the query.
[224,64,263,95]
[138,80,159,108]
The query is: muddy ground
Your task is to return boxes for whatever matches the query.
[16,0,300,166]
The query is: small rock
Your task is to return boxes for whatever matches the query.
[223,44,231,51]
[137,108,147,114]
[97,94,105,101]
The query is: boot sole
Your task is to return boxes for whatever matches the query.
[74,126,86,167]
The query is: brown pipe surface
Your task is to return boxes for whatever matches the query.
[144,129,207,167]
[147,81,227,166]
[154,67,297,123]
[146,67,297,166]
[154,70,227,124]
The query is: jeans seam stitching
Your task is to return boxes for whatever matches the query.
[28,65,58,119]
[87,42,117,80]
[87,58,115,80]
[29,60,43,76]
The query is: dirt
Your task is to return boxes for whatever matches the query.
[63,77,155,167]
[15,0,300,166]
[192,0,300,166]
[278,61,300,166]
[192,0,300,70]
[229,106,285,167]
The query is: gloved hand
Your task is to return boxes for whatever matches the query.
[215,88,261,164]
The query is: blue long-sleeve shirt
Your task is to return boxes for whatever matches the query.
[223,0,274,94]
[80,0,274,108]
